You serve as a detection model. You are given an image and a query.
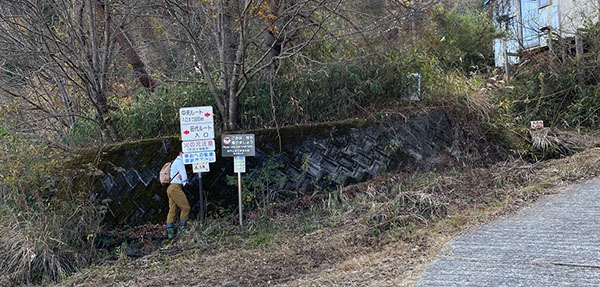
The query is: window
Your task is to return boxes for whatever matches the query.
[539,0,551,8]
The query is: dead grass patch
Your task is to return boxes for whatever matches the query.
[56,147,600,287]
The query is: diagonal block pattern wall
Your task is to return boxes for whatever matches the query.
[80,111,454,226]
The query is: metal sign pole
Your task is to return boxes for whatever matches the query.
[237,172,243,226]
[198,172,205,224]
[238,172,243,226]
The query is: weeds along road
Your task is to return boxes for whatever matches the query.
[418,177,600,286]
[54,147,600,287]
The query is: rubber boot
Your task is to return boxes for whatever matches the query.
[178,220,187,234]
[166,223,176,239]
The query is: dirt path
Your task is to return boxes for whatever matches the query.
[418,177,600,286]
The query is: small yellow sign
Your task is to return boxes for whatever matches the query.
[193,161,210,173]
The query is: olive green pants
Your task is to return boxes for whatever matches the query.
[166,183,190,224]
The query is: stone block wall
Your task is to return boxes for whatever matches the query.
[81,111,453,226]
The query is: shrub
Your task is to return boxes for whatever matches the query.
[241,60,408,129]
[426,7,502,72]
[111,83,213,139]
[63,116,103,147]
[494,21,600,130]
[0,131,105,285]
[227,156,290,214]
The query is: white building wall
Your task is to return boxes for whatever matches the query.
[557,0,598,37]
[493,0,599,67]
[494,38,520,67]
[538,1,560,47]
[493,0,522,67]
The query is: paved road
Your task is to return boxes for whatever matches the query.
[418,178,600,286]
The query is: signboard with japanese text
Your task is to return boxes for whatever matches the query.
[193,161,210,173]
[233,156,246,173]
[179,106,215,225]
[221,134,256,157]
[182,140,215,153]
[530,120,544,130]
[180,106,215,141]
[183,151,216,164]
[223,134,255,227]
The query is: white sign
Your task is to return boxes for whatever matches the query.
[234,156,246,173]
[182,140,215,153]
[180,124,215,141]
[180,106,214,124]
[180,106,215,141]
[530,120,544,130]
[193,161,210,173]
[183,151,216,164]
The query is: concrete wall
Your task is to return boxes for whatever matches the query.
[78,112,458,227]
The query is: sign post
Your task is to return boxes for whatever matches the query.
[180,106,215,225]
[237,171,242,226]
[234,156,246,226]
[198,173,204,224]
[222,134,255,226]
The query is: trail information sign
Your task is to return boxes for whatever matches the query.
[179,105,215,226]
[183,151,216,164]
[180,106,214,141]
[222,134,256,226]
[182,140,215,153]
[221,134,256,157]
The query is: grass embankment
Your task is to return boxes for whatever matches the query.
[56,136,600,287]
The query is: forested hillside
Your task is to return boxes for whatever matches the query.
[0,0,496,143]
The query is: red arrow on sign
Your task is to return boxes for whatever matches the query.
[205,112,211,117]
[183,130,190,135]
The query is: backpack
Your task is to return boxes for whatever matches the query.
[159,160,179,186]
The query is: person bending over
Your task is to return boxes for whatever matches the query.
[166,150,190,239]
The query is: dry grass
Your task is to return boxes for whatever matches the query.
[54,145,600,287]
[0,182,104,286]
[0,135,108,286]
[282,148,600,286]
[0,211,92,286]
[529,128,583,158]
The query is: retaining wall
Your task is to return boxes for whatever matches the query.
[80,111,454,226]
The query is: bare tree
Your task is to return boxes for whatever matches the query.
[159,0,360,129]
[95,2,157,92]
[0,0,151,142]
[0,0,448,141]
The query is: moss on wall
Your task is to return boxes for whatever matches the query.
[72,112,457,227]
